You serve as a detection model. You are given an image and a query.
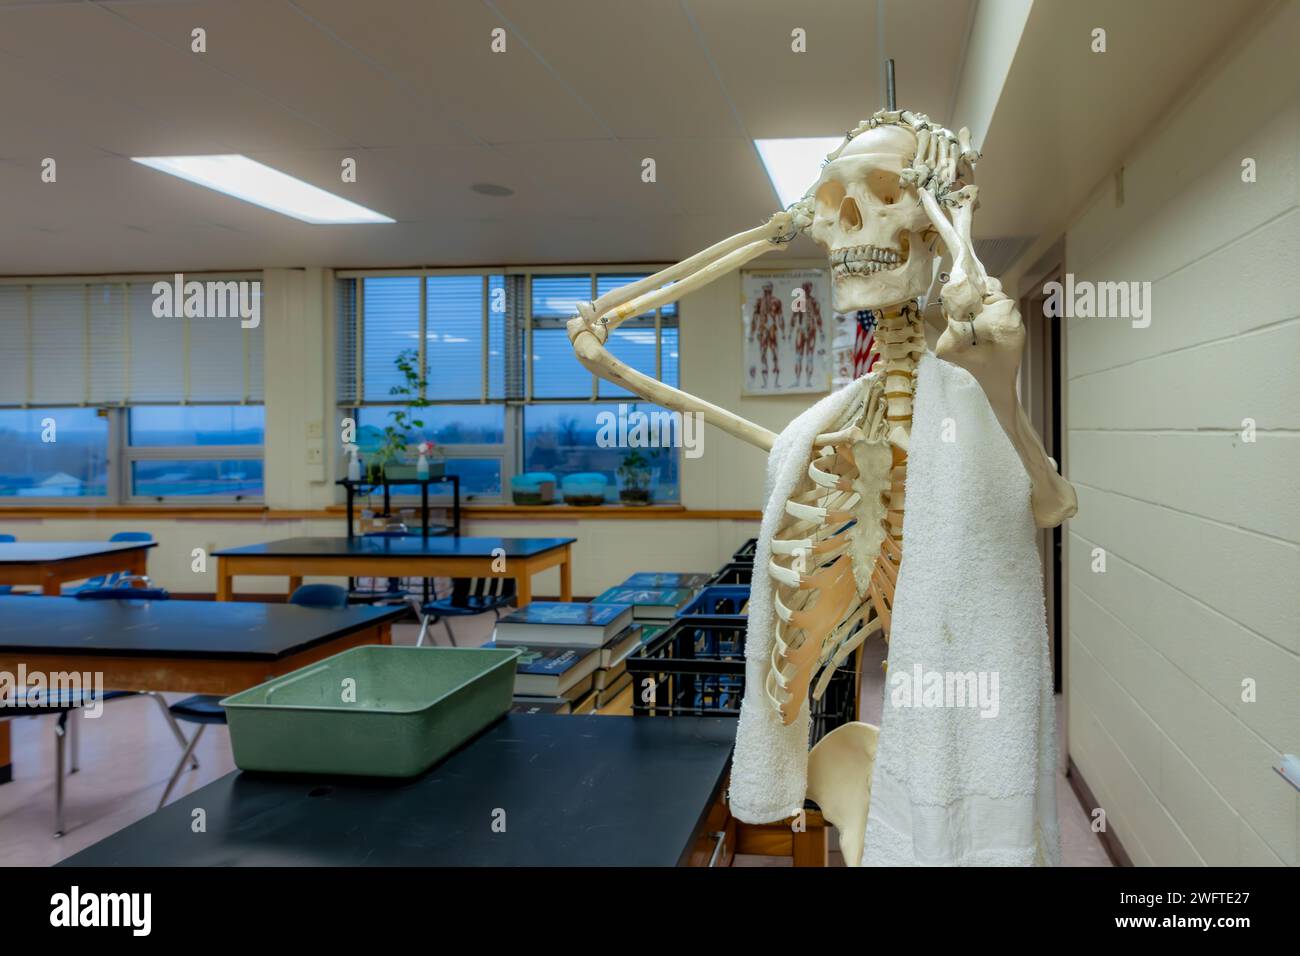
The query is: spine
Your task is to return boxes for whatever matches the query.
[872,302,924,542]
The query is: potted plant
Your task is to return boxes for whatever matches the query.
[371,348,439,480]
[616,449,657,506]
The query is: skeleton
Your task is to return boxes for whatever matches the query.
[567,106,1077,864]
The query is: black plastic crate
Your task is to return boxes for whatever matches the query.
[677,585,750,623]
[625,617,856,746]
[708,562,753,586]
[731,538,757,563]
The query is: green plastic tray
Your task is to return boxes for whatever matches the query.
[219,645,520,778]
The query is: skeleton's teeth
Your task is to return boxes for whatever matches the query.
[830,243,905,277]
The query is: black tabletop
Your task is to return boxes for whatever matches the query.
[0,596,405,660]
[0,540,157,564]
[213,536,575,558]
[60,714,735,867]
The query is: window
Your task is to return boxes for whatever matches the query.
[128,406,265,501]
[354,405,504,499]
[0,277,265,503]
[523,403,680,502]
[0,408,109,498]
[337,269,680,503]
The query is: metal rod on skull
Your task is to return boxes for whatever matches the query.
[885,58,896,111]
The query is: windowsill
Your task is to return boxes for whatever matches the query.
[0,503,277,519]
[464,503,688,518]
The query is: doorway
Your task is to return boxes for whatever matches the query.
[1019,264,1065,692]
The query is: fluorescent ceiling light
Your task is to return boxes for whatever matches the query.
[754,137,843,209]
[131,154,394,224]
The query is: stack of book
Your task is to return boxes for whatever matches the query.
[590,585,693,621]
[489,601,640,714]
[618,571,712,590]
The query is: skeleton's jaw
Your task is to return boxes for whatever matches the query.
[828,229,933,313]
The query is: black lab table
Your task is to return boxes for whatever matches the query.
[61,715,736,867]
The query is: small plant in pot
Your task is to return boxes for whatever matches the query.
[368,347,435,481]
[617,449,656,506]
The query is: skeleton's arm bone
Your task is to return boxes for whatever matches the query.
[920,189,1077,528]
[567,212,808,452]
[571,327,778,451]
[584,211,805,335]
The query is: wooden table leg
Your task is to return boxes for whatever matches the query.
[792,824,829,867]
[129,549,149,584]
[378,623,392,646]
[559,546,572,602]
[287,576,303,598]
[0,722,10,785]
[216,559,233,601]
[41,573,61,596]
[514,569,532,607]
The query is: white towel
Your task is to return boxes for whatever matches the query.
[729,373,876,823]
[864,354,1059,865]
[730,354,1060,866]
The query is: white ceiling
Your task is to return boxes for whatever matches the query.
[0,0,972,274]
[973,0,1272,242]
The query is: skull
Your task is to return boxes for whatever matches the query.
[807,124,935,312]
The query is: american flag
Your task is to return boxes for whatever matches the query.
[852,310,878,377]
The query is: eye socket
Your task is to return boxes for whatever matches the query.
[814,180,846,214]
[867,169,902,205]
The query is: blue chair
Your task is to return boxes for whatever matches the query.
[74,585,170,601]
[158,582,351,808]
[65,531,155,594]
[2,581,191,836]
[412,577,516,647]
[289,583,350,609]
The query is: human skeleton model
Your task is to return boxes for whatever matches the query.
[790,281,824,387]
[567,107,1077,864]
[749,281,785,388]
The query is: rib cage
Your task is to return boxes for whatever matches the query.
[765,303,926,725]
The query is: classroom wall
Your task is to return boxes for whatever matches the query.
[1062,1,1299,866]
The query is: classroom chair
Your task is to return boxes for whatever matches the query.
[411,577,517,647]
[157,582,351,809]
[2,578,192,836]
[288,582,350,608]
[63,531,155,594]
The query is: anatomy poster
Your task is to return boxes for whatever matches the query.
[741,268,831,396]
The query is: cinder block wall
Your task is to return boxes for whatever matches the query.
[1064,2,1299,865]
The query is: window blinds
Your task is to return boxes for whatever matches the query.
[360,276,421,403]
[531,274,595,399]
[0,279,263,407]
[334,271,676,406]
[426,274,486,401]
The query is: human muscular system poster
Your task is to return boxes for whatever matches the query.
[740,268,832,396]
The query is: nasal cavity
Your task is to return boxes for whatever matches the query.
[837,196,863,231]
